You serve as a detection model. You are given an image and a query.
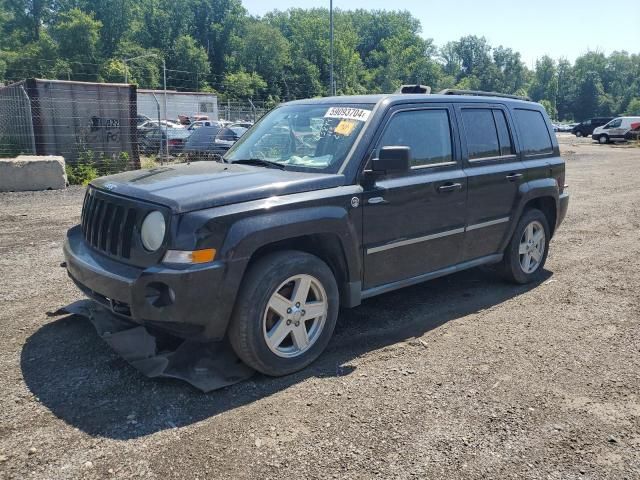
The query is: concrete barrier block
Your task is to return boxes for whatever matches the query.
[0,155,67,192]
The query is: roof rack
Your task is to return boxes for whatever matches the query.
[396,84,432,94]
[438,89,531,102]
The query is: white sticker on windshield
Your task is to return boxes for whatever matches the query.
[324,107,371,122]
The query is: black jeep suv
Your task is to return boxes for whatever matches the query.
[64,90,569,376]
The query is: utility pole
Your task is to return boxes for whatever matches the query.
[329,0,334,96]
[162,58,168,159]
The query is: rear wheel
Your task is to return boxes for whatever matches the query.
[501,209,550,284]
[228,250,339,376]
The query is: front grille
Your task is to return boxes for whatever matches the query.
[81,188,138,259]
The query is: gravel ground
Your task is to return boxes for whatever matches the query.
[1,136,639,479]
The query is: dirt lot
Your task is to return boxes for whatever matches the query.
[1,136,639,479]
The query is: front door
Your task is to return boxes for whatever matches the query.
[362,105,467,289]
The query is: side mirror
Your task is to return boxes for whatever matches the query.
[371,146,411,174]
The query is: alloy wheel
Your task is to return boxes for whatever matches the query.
[262,274,328,358]
[519,220,546,274]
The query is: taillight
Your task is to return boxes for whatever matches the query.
[168,139,182,146]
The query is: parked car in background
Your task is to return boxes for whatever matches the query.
[136,114,151,126]
[182,124,248,160]
[139,127,192,155]
[178,114,211,126]
[187,120,224,131]
[571,117,613,137]
[230,121,253,129]
[624,122,640,141]
[592,116,640,144]
[138,119,184,133]
[556,123,574,133]
[182,125,222,160]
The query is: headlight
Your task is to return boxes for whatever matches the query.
[140,211,166,251]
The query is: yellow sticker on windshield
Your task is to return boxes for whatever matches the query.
[334,119,357,136]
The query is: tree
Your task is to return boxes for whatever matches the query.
[625,98,640,115]
[222,71,266,99]
[492,46,527,94]
[4,0,55,42]
[237,21,290,96]
[112,41,162,87]
[77,0,136,58]
[556,58,575,121]
[169,35,210,90]
[2,31,69,81]
[452,35,491,78]
[539,99,557,120]
[529,56,557,105]
[574,71,604,120]
[53,8,101,59]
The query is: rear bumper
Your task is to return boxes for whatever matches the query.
[557,192,569,230]
[63,225,240,340]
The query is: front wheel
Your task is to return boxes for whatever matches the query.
[575,131,583,137]
[228,250,339,376]
[598,135,609,144]
[500,209,550,284]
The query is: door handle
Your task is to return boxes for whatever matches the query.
[437,182,462,193]
[505,173,523,181]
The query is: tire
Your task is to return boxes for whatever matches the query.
[228,250,339,376]
[598,135,609,144]
[500,208,550,284]
[575,131,583,137]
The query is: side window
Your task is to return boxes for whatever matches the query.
[461,108,500,160]
[378,109,453,168]
[493,110,514,156]
[607,119,621,128]
[514,109,553,156]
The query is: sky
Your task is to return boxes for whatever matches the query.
[240,0,640,66]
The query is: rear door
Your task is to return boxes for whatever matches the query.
[362,104,467,289]
[455,104,526,260]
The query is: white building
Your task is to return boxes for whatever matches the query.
[137,89,218,122]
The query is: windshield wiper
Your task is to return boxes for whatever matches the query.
[231,158,286,170]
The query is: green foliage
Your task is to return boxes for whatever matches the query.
[169,35,211,90]
[222,71,267,99]
[65,163,98,185]
[625,98,640,115]
[0,1,637,124]
[0,135,26,157]
[66,150,129,185]
[539,100,557,120]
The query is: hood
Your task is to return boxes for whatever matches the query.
[91,161,345,213]
[592,126,604,135]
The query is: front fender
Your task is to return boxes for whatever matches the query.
[222,204,361,279]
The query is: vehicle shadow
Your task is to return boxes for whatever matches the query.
[21,267,552,440]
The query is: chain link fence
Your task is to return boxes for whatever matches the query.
[0,83,36,157]
[218,100,271,123]
[0,79,275,183]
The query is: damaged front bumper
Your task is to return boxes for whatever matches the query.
[63,225,239,341]
[62,300,254,392]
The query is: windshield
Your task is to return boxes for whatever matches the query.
[225,104,374,172]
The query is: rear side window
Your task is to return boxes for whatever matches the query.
[493,110,514,156]
[514,109,553,156]
[378,109,453,168]
[461,109,500,159]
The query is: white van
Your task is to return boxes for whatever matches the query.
[592,116,640,144]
